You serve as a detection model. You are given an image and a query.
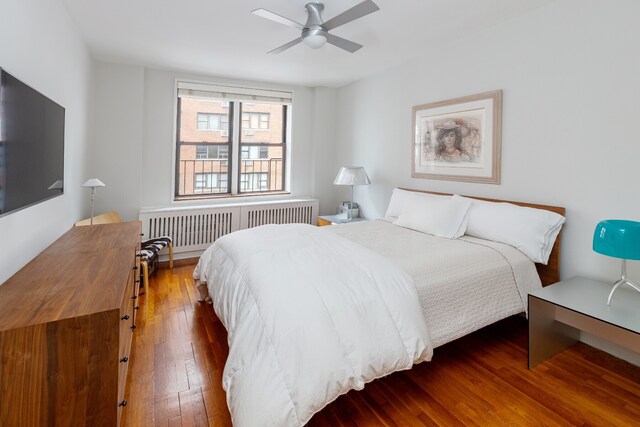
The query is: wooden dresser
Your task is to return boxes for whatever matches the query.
[0,221,141,426]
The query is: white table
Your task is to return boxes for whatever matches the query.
[528,276,640,368]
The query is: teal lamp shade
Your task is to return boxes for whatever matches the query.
[593,220,640,260]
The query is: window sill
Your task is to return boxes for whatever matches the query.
[143,193,317,214]
[172,191,292,206]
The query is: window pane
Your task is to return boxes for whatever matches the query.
[239,145,283,193]
[197,113,208,129]
[194,172,228,192]
[196,146,207,159]
[240,173,269,192]
[209,115,220,129]
[240,103,280,145]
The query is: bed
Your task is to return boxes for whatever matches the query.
[193,190,565,427]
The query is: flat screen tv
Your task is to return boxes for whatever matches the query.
[0,68,65,217]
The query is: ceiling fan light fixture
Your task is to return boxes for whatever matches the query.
[253,0,379,54]
[303,33,327,49]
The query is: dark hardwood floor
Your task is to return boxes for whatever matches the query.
[122,264,640,426]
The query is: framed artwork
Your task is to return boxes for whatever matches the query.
[411,90,502,184]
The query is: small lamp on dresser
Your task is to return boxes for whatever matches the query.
[82,178,106,226]
[593,219,640,305]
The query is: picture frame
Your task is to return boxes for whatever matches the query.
[411,90,502,184]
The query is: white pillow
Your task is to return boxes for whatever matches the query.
[384,188,414,219]
[394,193,472,239]
[464,198,565,264]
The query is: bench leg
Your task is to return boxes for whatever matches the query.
[169,243,174,269]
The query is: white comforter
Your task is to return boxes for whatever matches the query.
[193,223,432,427]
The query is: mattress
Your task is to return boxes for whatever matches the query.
[326,219,542,348]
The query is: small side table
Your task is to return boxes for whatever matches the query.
[318,215,368,227]
[528,276,640,369]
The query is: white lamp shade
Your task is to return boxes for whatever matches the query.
[82,178,106,188]
[333,167,371,186]
[303,34,327,49]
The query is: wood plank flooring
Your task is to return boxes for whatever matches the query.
[122,264,640,426]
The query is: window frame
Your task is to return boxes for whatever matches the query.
[174,96,234,197]
[237,102,287,195]
[172,80,292,202]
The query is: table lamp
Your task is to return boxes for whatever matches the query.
[82,178,106,226]
[593,219,640,305]
[333,166,371,221]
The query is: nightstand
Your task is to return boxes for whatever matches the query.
[528,276,640,369]
[317,214,368,226]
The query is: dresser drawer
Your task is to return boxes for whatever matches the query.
[117,352,130,408]
[119,268,135,359]
[131,254,141,326]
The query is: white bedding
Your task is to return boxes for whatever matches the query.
[327,219,542,347]
[193,223,432,427]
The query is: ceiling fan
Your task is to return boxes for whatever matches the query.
[252,1,380,54]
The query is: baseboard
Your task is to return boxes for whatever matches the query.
[159,257,198,269]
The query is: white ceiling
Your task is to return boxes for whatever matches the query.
[61,0,555,88]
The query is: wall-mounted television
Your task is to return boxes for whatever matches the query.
[0,69,65,217]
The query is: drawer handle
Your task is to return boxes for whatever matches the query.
[131,295,138,300]
[120,356,129,363]
[121,314,130,320]
[135,279,140,284]
[119,400,127,407]
[133,266,139,271]
[134,305,140,311]
[131,325,137,331]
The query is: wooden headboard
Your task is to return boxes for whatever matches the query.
[399,189,565,286]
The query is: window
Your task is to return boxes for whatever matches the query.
[197,113,229,131]
[240,146,269,160]
[240,173,268,192]
[242,112,270,130]
[195,173,228,193]
[196,145,228,160]
[175,81,291,199]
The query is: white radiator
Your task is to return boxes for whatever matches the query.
[139,198,319,260]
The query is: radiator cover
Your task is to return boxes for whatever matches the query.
[139,199,319,260]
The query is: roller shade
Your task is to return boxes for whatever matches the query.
[177,81,292,104]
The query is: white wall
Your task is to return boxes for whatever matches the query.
[89,63,144,220]
[311,87,338,215]
[330,0,640,363]
[331,0,640,283]
[0,0,93,284]
[91,64,322,216]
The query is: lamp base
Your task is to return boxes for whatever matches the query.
[607,278,640,305]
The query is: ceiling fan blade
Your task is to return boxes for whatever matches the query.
[267,38,303,54]
[252,8,304,30]
[323,0,380,31]
[325,33,363,53]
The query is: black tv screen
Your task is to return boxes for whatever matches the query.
[0,69,65,217]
